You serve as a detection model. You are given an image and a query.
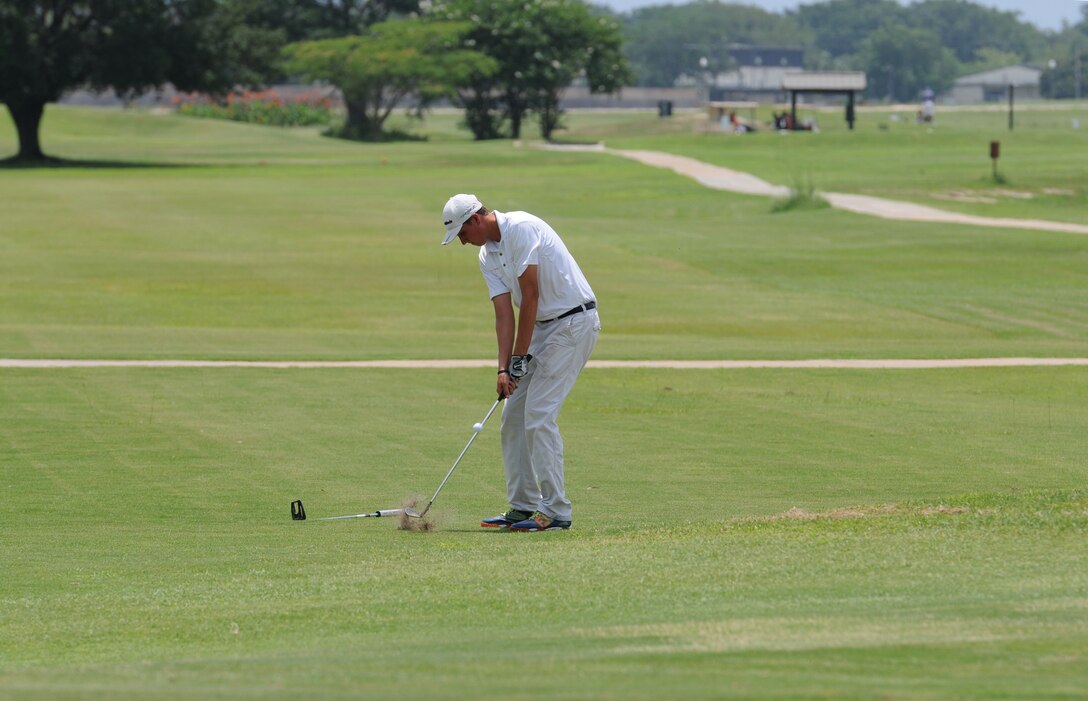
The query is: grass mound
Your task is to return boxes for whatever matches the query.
[771,175,829,213]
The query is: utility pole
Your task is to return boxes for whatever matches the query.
[1008,83,1015,131]
[1076,36,1082,102]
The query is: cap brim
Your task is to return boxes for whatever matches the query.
[441,204,481,245]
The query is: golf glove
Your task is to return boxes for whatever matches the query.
[510,354,533,379]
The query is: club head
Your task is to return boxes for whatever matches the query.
[404,506,424,519]
[291,499,306,521]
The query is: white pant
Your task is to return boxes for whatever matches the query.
[502,308,600,521]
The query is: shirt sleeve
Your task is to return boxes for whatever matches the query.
[508,221,542,278]
[479,250,509,300]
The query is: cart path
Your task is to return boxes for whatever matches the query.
[3,358,1087,369]
[545,145,1088,236]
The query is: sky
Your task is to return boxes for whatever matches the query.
[599,0,1084,31]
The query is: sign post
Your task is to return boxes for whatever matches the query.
[1008,83,1014,131]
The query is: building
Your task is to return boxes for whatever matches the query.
[949,65,1042,104]
[708,46,805,102]
[781,72,867,130]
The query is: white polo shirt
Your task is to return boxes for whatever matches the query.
[478,211,595,320]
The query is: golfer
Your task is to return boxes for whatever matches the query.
[442,194,599,531]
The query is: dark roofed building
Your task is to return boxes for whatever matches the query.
[727,46,804,70]
[709,46,805,102]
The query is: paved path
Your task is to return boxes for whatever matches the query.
[4,358,1087,369]
[548,145,1088,236]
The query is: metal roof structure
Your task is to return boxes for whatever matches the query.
[778,72,868,131]
[954,65,1041,87]
[781,72,867,92]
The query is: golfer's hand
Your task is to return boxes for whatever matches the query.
[496,370,517,398]
[510,354,533,380]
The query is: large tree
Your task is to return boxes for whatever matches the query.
[520,0,630,140]
[231,0,421,42]
[904,0,1043,64]
[436,0,630,140]
[623,1,809,87]
[794,0,907,59]
[283,18,496,141]
[858,25,960,102]
[1040,19,1088,99]
[0,0,282,161]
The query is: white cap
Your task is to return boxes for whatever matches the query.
[442,193,482,245]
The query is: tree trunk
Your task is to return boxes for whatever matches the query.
[506,92,524,140]
[538,91,563,141]
[459,87,505,140]
[6,99,47,161]
[343,98,374,140]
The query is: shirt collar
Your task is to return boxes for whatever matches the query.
[485,211,507,251]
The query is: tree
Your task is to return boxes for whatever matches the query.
[232,0,421,42]
[283,19,496,141]
[794,0,907,59]
[1040,11,1087,99]
[1041,40,1087,99]
[959,47,1027,77]
[624,1,809,87]
[436,0,631,140]
[0,0,282,162]
[858,25,960,102]
[904,0,1043,65]
[522,2,631,140]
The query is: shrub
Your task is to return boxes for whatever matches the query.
[772,176,830,213]
[172,89,336,127]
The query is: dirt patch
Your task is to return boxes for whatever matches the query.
[920,505,971,516]
[932,191,998,204]
[762,502,982,522]
[931,190,996,203]
[991,189,1035,200]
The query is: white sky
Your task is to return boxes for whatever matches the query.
[599,0,1084,32]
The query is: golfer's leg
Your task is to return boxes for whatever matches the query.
[526,313,599,521]
[501,377,539,512]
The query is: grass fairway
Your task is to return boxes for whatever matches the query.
[2,106,1087,699]
[3,368,1087,699]
[3,108,1087,361]
[558,104,1088,224]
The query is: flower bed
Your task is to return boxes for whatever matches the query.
[173,89,336,127]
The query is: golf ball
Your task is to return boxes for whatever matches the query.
[473,422,484,432]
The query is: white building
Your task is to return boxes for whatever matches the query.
[949,65,1041,104]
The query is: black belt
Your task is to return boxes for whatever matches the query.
[539,301,596,324]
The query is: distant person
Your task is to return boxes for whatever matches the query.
[441,194,600,532]
[728,109,755,134]
[920,87,935,123]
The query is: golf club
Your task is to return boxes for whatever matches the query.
[291,499,402,521]
[405,394,505,519]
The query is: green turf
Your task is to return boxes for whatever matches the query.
[2,107,1087,361]
[3,368,1087,700]
[2,105,1087,699]
[556,104,1088,224]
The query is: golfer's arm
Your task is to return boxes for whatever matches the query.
[493,293,515,369]
[513,265,539,356]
